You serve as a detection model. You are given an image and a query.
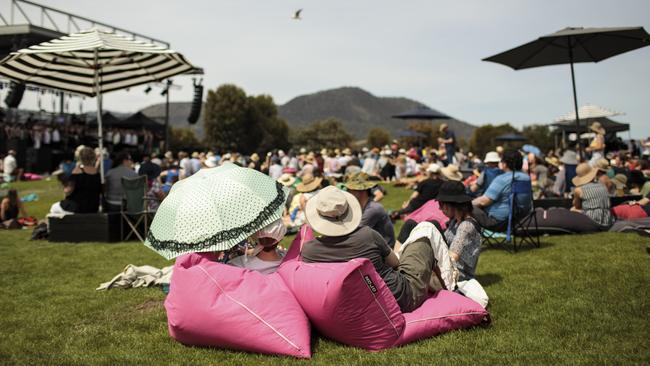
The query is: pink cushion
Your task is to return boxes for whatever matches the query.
[405,200,448,230]
[278,258,405,350]
[395,290,490,346]
[165,252,311,358]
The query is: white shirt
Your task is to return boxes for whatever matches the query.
[269,164,283,180]
[3,155,17,174]
[43,129,51,144]
[52,129,61,143]
[228,249,286,275]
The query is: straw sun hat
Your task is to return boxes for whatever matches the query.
[344,171,377,191]
[590,121,606,135]
[296,174,323,193]
[277,173,296,187]
[572,163,598,187]
[440,164,463,181]
[305,186,362,236]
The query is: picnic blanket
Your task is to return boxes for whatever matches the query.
[97,264,173,290]
[609,217,650,236]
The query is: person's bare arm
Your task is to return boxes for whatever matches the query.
[385,250,400,269]
[472,195,493,208]
[572,187,583,211]
[0,199,7,220]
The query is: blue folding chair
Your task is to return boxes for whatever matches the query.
[483,177,540,252]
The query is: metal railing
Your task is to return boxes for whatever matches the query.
[0,0,170,47]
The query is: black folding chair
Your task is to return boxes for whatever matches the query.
[483,178,540,252]
[120,175,157,242]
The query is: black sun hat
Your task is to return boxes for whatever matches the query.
[436,181,472,203]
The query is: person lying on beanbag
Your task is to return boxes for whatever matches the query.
[300,186,444,313]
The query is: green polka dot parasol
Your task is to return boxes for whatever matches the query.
[144,163,289,259]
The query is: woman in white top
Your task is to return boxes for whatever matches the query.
[228,219,287,274]
[586,122,606,166]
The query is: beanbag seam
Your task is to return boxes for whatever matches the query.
[353,266,402,337]
[196,265,305,353]
[405,311,488,325]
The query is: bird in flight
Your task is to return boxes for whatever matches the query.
[292,9,302,20]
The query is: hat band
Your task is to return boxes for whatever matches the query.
[319,205,349,222]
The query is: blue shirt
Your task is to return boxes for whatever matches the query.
[484,171,531,222]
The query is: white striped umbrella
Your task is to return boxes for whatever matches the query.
[0,28,195,182]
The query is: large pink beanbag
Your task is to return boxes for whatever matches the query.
[278,259,405,350]
[165,252,311,358]
[277,258,489,350]
[405,200,448,230]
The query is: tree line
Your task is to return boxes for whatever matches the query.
[172,83,553,156]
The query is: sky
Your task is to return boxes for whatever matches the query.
[2,0,649,137]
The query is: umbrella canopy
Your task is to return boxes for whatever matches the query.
[495,133,526,142]
[144,164,289,260]
[522,144,541,156]
[552,116,630,134]
[483,27,650,70]
[554,104,623,122]
[0,28,195,182]
[119,111,164,133]
[0,28,194,96]
[392,105,451,120]
[483,26,649,155]
[88,111,121,126]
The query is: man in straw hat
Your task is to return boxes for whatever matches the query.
[301,186,441,312]
[344,172,395,247]
[440,164,463,182]
[472,149,531,229]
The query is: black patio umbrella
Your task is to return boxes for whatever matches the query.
[396,129,428,138]
[392,105,451,120]
[483,26,650,153]
[495,133,526,142]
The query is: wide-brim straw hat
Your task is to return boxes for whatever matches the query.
[590,121,606,135]
[595,158,610,172]
[296,175,323,193]
[440,164,463,181]
[612,174,628,189]
[305,186,362,236]
[277,173,296,187]
[545,156,560,167]
[572,163,598,187]
[344,171,377,191]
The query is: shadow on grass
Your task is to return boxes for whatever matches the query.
[481,240,555,253]
[474,273,502,287]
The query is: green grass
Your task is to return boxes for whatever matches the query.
[1,180,649,365]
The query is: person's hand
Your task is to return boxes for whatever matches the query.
[628,201,638,205]
[401,201,408,209]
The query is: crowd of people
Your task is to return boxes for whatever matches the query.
[2,119,650,309]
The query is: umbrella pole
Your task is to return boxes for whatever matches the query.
[568,43,582,159]
[94,49,105,185]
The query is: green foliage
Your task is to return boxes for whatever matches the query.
[399,121,443,147]
[290,118,353,151]
[522,124,555,156]
[468,123,518,157]
[203,84,290,154]
[1,180,650,365]
[367,128,391,148]
[169,127,202,151]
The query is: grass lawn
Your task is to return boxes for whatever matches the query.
[1,179,649,365]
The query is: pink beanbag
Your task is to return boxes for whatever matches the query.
[396,290,490,346]
[165,252,311,358]
[405,200,448,230]
[277,258,489,350]
[278,258,405,350]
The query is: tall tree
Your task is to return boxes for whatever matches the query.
[290,118,352,151]
[367,128,391,148]
[522,124,554,155]
[170,127,202,151]
[468,123,518,158]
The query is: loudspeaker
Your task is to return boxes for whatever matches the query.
[5,82,25,108]
[187,80,203,124]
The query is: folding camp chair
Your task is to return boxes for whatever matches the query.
[482,179,540,252]
[120,175,156,242]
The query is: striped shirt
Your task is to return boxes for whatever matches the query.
[580,182,613,227]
